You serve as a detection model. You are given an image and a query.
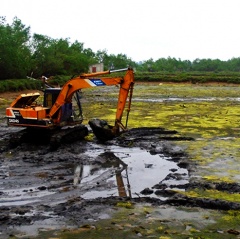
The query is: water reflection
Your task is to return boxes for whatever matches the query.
[73,147,189,199]
[73,156,132,197]
[73,164,83,185]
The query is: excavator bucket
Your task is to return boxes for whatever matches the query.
[89,119,116,141]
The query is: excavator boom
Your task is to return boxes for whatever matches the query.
[49,68,134,130]
[49,76,122,118]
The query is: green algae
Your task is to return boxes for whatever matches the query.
[179,188,240,203]
[128,100,240,139]
[53,204,239,239]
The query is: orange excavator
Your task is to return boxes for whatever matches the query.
[6,68,134,146]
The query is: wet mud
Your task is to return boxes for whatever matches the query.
[1,84,240,238]
[0,123,239,238]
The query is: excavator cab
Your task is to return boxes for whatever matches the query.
[43,88,74,124]
[43,88,61,108]
[43,88,83,125]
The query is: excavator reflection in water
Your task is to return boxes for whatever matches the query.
[73,154,132,198]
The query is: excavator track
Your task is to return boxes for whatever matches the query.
[9,128,51,148]
[50,125,88,149]
[9,125,88,149]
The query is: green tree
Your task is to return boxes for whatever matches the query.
[192,58,224,72]
[67,40,91,74]
[0,17,32,79]
[104,53,135,70]
[226,58,240,71]
[31,34,54,77]
[32,36,90,77]
[95,49,108,65]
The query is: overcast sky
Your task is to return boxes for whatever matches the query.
[1,0,240,62]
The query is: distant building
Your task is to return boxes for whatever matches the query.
[89,63,104,73]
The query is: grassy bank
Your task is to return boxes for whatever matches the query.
[2,71,240,93]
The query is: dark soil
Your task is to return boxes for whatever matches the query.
[0,122,239,238]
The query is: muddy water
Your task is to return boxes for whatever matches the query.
[75,144,188,199]
[0,142,187,207]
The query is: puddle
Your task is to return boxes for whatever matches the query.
[75,145,189,199]
[0,142,189,209]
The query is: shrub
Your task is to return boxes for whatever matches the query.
[0,79,42,92]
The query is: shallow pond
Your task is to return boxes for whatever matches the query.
[75,144,188,199]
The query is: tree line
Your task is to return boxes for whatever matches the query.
[1,17,240,80]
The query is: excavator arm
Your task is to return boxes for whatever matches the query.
[49,67,134,135]
[113,68,134,132]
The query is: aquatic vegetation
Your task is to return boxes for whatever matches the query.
[179,189,240,203]
[116,201,133,209]
[58,204,240,239]
[202,175,234,183]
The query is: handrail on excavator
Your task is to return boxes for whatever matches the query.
[80,68,129,78]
